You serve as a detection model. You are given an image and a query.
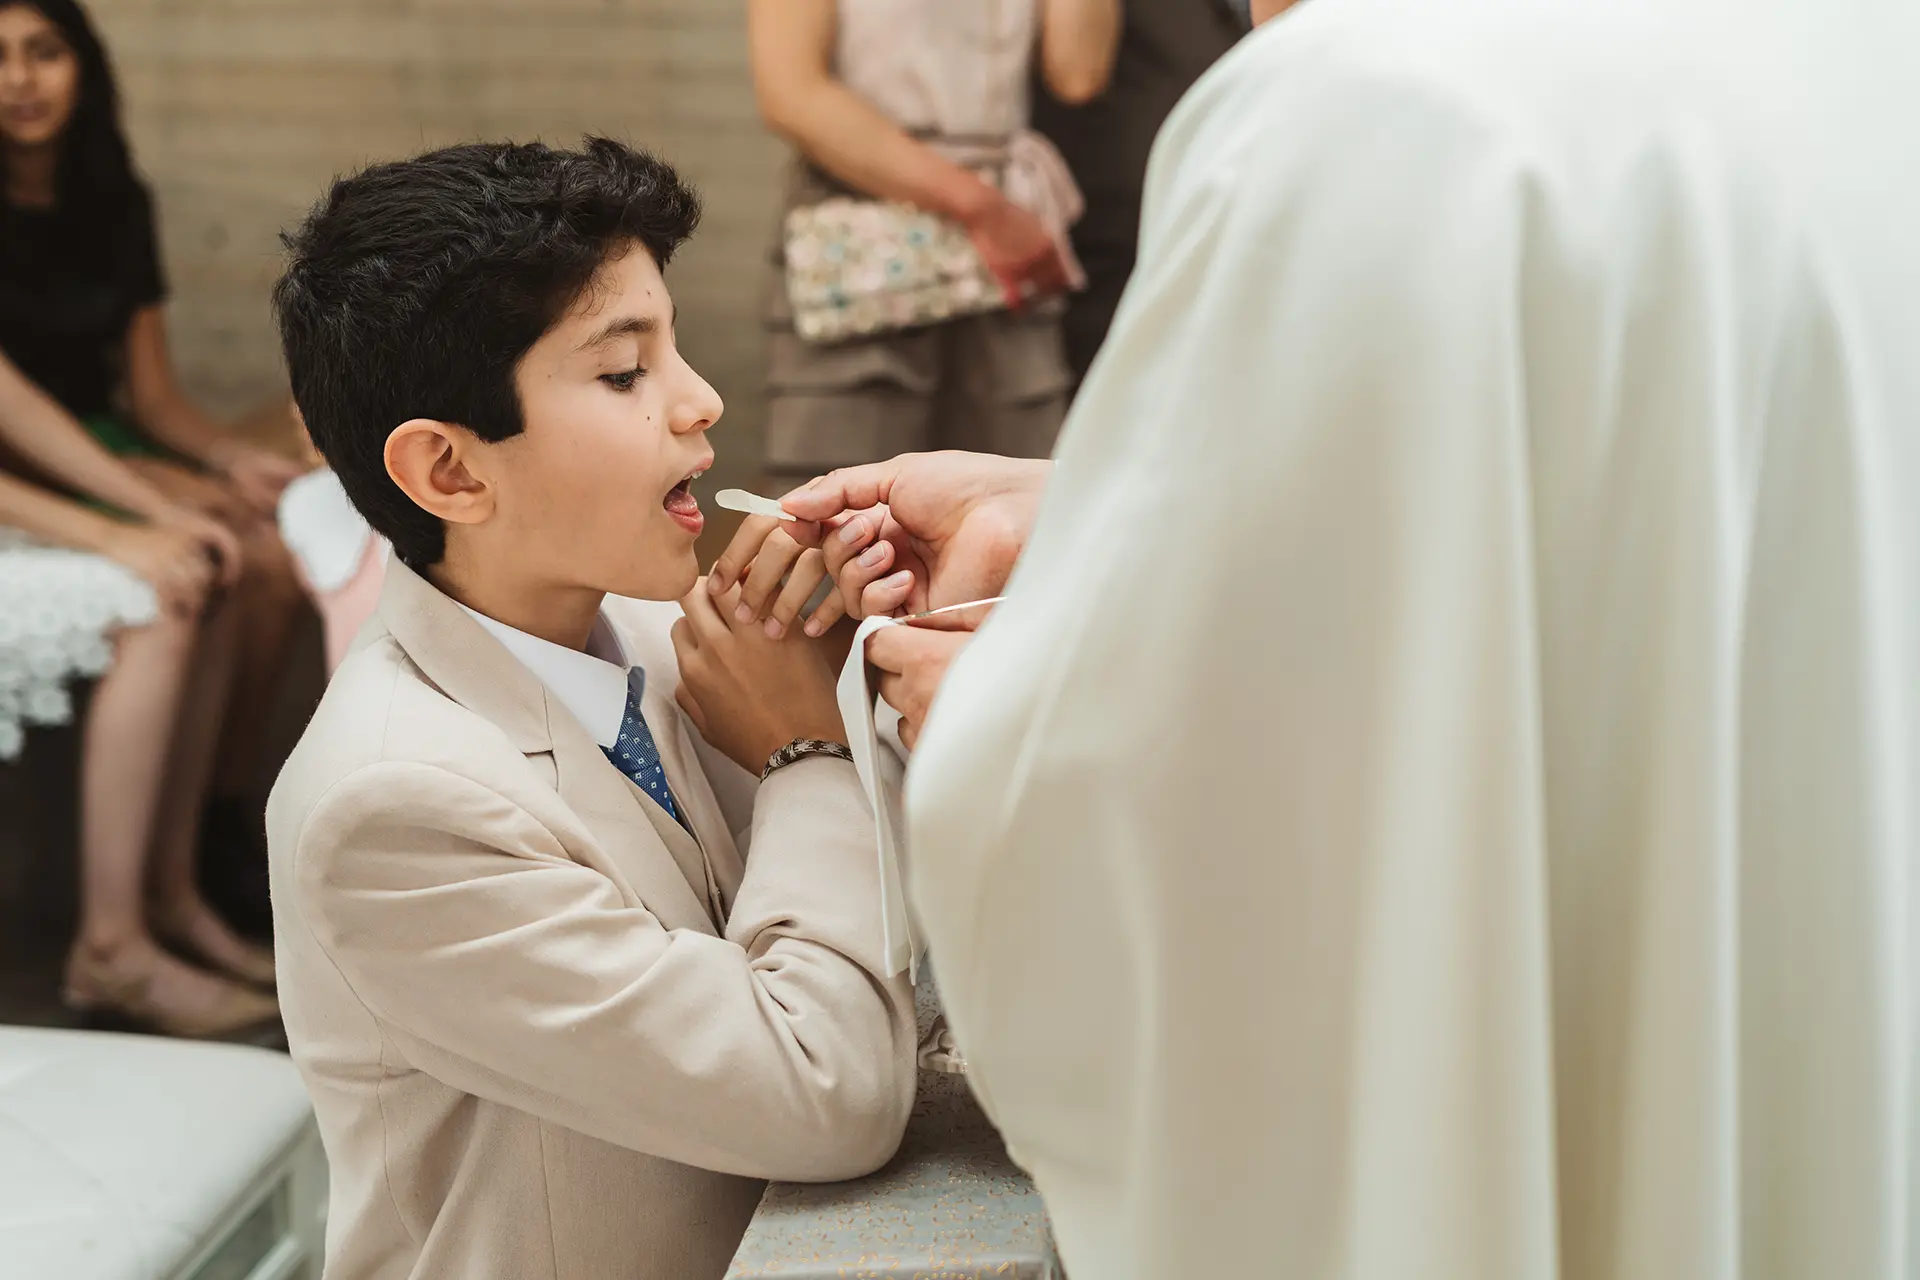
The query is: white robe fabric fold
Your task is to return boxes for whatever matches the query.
[905,2,1920,1277]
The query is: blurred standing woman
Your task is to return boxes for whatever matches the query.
[750,0,1119,491]
[0,0,306,848]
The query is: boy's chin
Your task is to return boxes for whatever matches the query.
[610,546,701,602]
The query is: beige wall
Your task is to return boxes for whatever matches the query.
[88,0,786,492]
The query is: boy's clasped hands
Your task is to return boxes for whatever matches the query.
[699,451,1050,750]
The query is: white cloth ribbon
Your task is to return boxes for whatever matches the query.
[836,614,919,979]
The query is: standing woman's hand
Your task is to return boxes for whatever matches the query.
[751,0,1083,304]
[963,194,1074,306]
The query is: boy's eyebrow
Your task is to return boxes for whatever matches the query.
[574,303,678,353]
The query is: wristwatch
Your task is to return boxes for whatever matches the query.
[761,737,854,780]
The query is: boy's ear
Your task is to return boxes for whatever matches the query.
[385,419,495,528]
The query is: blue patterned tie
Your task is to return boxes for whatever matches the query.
[603,668,683,824]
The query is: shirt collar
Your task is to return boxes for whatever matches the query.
[454,601,637,749]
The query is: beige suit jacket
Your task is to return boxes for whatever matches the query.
[266,560,916,1280]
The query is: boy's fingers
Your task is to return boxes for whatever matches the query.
[707,514,779,596]
[765,549,828,639]
[802,590,847,639]
[737,531,805,622]
[681,579,734,641]
[674,683,708,734]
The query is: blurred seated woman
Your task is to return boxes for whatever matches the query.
[0,0,307,859]
[0,347,277,1038]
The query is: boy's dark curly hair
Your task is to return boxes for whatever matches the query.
[275,138,701,568]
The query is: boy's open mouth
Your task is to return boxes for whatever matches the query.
[664,466,706,534]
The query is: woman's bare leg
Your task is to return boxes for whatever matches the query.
[145,594,275,983]
[212,524,303,796]
[72,611,196,958]
[69,606,274,1029]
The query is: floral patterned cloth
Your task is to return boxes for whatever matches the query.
[782,129,1087,345]
[783,197,1007,343]
[0,527,156,760]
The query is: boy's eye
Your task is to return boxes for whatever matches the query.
[600,369,643,392]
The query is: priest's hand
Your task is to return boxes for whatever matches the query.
[771,451,1052,619]
[865,621,975,751]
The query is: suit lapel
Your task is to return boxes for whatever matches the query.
[545,709,717,934]
[377,558,550,752]
[641,674,745,919]
[377,560,716,935]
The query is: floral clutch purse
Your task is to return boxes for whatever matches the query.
[783,197,1008,344]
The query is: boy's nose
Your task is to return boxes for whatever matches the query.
[673,377,725,435]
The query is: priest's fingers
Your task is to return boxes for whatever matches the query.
[864,623,933,676]
[820,508,883,577]
[874,669,918,746]
[860,569,916,618]
[868,626,972,749]
[780,460,915,525]
[706,513,781,597]
[831,537,897,617]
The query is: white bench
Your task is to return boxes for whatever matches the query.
[0,1026,325,1280]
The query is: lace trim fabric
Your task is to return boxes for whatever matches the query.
[0,527,158,760]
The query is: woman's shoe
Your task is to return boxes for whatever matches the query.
[152,897,276,989]
[63,942,280,1040]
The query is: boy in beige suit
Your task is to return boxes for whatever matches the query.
[267,139,916,1280]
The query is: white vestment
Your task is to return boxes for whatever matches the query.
[906,1,1920,1277]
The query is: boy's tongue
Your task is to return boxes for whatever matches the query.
[663,481,699,516]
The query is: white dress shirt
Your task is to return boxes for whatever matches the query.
[455,602,635,749]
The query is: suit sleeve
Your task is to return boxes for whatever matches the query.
[291,756,915,1182]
